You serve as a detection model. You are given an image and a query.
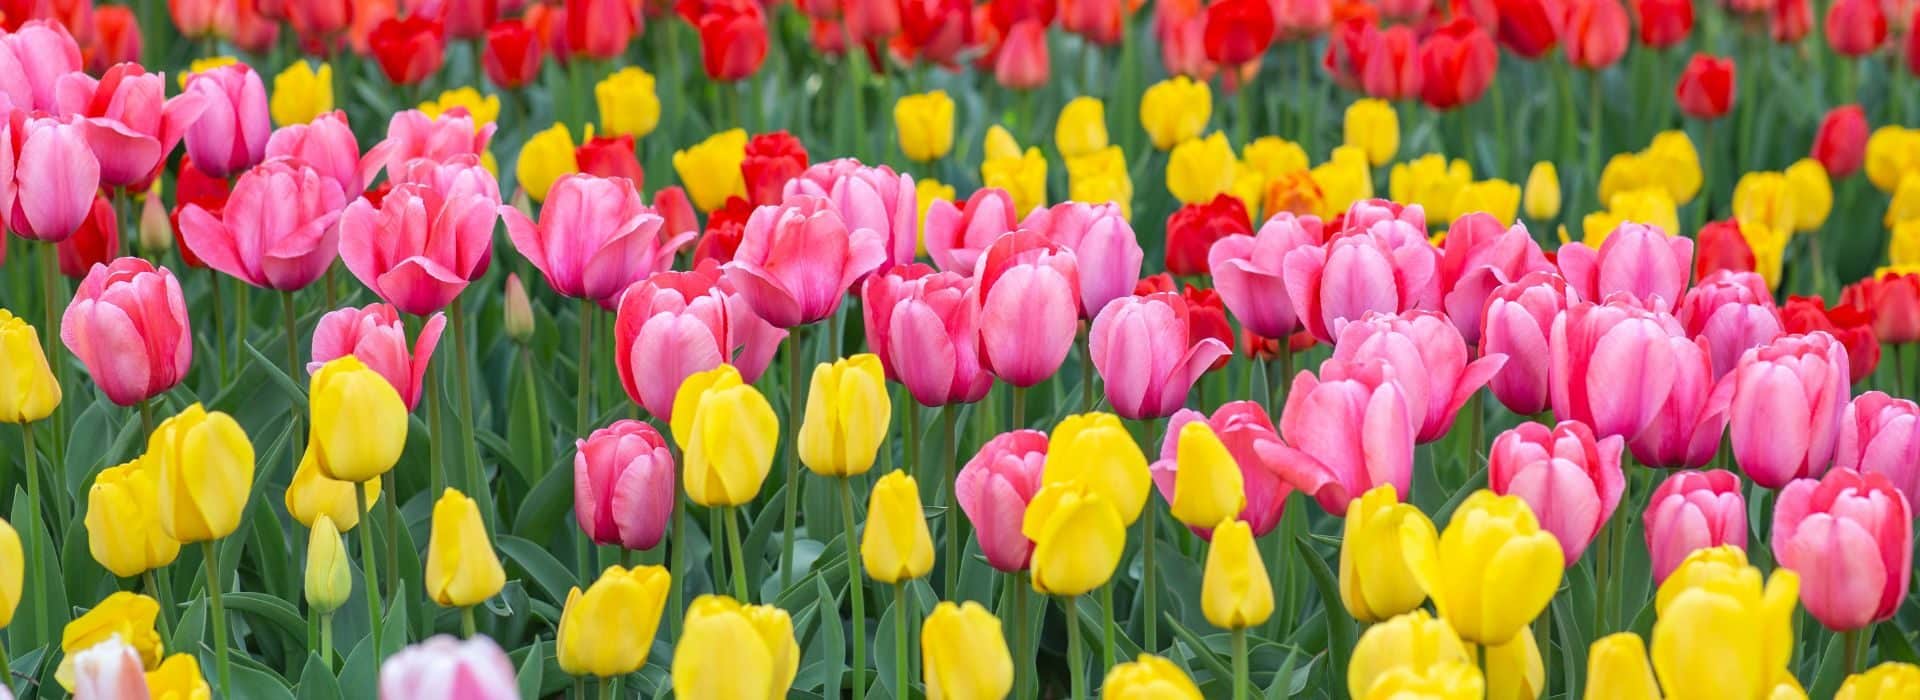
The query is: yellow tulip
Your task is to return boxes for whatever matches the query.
[1650,545,1800,700]
[86,455,183,578]
[1743,221,1790,291]
[0,518,16,629]
[916,178,956,255]
[151,403,254,544]
[1582,188,1680,244]
[895,90,956,162]
[1023,482,1127,596]
[179,56,239,88]
[1339,485,1431,623]
[1140,76,1212,151]
[1167,422,1245,528]
[672,595,800,700]
[922,601,1015,700]
[1344,99,1399,167]
[1243,137,1310,182]
[1733,171,1797,234]
[1837,662,1920,700]
[1348,610,1472,698]
[1042,412,1151,524]
[304,515,352,615]
[309,356,407,482]
[1596,151,1652,206]
[1103,654,1204,699]
[596,67,661,139]
[799,354,892,477]
[1892,219,1920,268]
[862,471,935,584]
[1314,146,1375,216]
[1055,96,1110,159]
[57,592,164,690]
[285,447,381,531]
[1389,154,1473,222]
[1486,626,1544,700]
[1646,130,1703,204]
[984,125,1024,161]
[146,653,211,700]
[1200,519,1272,630]
[1263,170,1329,220]
[516,122,579,203]
[672,365,780,507]
[424,488,506,608]
[1399,490,1562,646]
[1583,633,1659,700]
[559,564,672,677]
[419,86,501,128]
[1866,125,1920,193]
[1454,179,1521,227]
[674,128,750,212]
[982,146,1049,216]
[270,61,333,127]
[1067,145,1134,218]
[1523,162,1561,221]
[1364,662,1485,700]
[1888,174,1920,228]
[1167,132,1238,205]
[1784,158,1832,232]
[0,309,60,423]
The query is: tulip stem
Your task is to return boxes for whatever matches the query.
[19,422,45,644]
[577,299,594,437]
[204,540,233,696]
[1099,583,1116,670]
[598,677,616,700]
[906,400,921,476]
[841,479,867,700]
[451,298,486,529]
[0,637,10,689]
[459,606,478,638]
[318,613,333,671]
[782,326,809,593]
[942,407,962,598]
[145,570,174,642]
[895,582,910,700]
[1011,386,1026,430]
[1586,72,1603,208]
[669,493,685,642]
[1231,628,1249,700]
[1064,596,1086,700]
[1844,627,1864,674]
[725,506,750,601]
[1137,418,1160,653]
[356,482,385,660]
[283,291,305,474]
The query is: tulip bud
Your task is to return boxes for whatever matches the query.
[1485,626,1544,700]
[151,404,255,544]
[921,601,1014,699]
[1338,485,1431,623]
[56,592,164,691]
[424,488,506,608]
[1104,654,1204,699]
[1054,97,1110,160]
[1349,610,1473,699]
[1583,633,1658,699]
[1201,519,1272,630]
[0,309,61,424]
[673,595,801,698]
[672,365,781,507]
[1522,162,1560,221]
[1399,490,1563,646]
[517,122,580,203]
[574,420,675,550]
[138,193,173,256]
[596,67,661,139]
[1042,412,1151,525]
[270,60,335,127]
[1140,76,1212,151]
[673,129,750,213]
[1165,422,1245,529]
[0,518,18,629]
[1022,482,1127,596]
[799,355,893,478]
[895,90,956,162]
[1838,662,1920,699]
[1343,98,1400,167]
[863,471,936,584]
[503,273,535,344]
[309,356,408,483]
[305,515,352,614]
[145,653,210,698]
[86,455,184,578]
[558,565,672,677]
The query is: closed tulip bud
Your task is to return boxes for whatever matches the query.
[673,129,750,213]
[0,310,60,424]
[1522,162,1560,220]
[504,273,534,343]
[1167,132,1238,205]
[574,421,675,550]
[672,595,801,699]
[1344,99,1399,167]
[379,635,519,700]
[271,61,334,127]
[1401,490,1563,645]
[1583,633,1658,700]
[1023,482,1127,596]
[922,601,1014,700]
[863,471,936,583]
[1642,470,1746,582]
[673,365,781,506]
[1161,422,1246,528]
[309,356,408,483]
[1140,76,1212,151]
[799,355,893,477]
[896,90,956,162]
[86,456,183,578]
[1105,654,1204,699]
[1054,97,1110,160]
[1339,485,1432,623]
[151,404,255,543]
[56,592,164,691]
[1651,546,1801,699]
[305,515,352,614]
[558,565,672,677]
[596,67,660,139]
[145,652,210,699]
[516,122,579,203]
[138,192,172,256]
[1201,519,1273,630]
[424,488,506,607]
[1838,662,1920,699]
[1785,159,1832,232]
[1043,412,1151,524]
[0,518,16,628]
[1485,626,1544,700]
[1348,610,1471,699]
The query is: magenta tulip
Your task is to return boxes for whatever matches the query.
[614,265,786,421]
[61,257,192,406]
[1479,271,1575,415]
[955,429,1047,572]
[1150,401,1293,536]
[784,158,918,269]
[975,231,1081,387]
[574,419,675,550]
[1284,205,1440,343]
[1643,469,1747,582]
[923,187,1019,273]
[1555,221,1695,310]
[1025,201,1144,317]
[54,63,209,189]
[309,303,445,410]
[1549,298,1687,440]
[1437,212,1552,343]
[1091,292,1234,420]
[1719,332,1850,488]
[1677,270,1783,380]
[361,109,496,183]
[265,110,365,197]
[721,194,888,328]
[182,63,271,178]
[861,263,994,407]
[0,20,83,112]
[1259,357,1416,516]
[504,173,687,309]
[1836,391,1920,499]
[1773,468,1912,631]
[379,635,519,700]
[1624,331,1725,468]
[340,155,501,314]
[178,157,346,291]
[1487,420,1625,565]
[1329,310,1506,443]
[1208,212,1326,340]
[0,113,101,242]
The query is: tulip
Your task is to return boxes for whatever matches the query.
[1022,481,1127,596]
[512,122,579,202]
[898,0,972,64]
[67,636,151,697]
[784,159,917,270]
[672,595,801,699]
[0,309,59,424]
[615,265,784,418]
[1838,662,1920,698]
[379,635,520,700]
[1199,518,1273,632]
[1632,0,1692,47]
[141,652,211,699]
[896,90,955,162]
[1389,154,1473,223]
[1090,292,1234,420]
[956,430,1047,572]
[575,133,644,186]
[177,157,345,292]
[1042,412,1152,524]
[0,20,81,111]
[1582,633,1660,698]
[1023,201,1143,317]
[1140,76,1212,151]
[672,365,780,507]
[264,111,363,199]
[1721,332,1850,488]
[1262,358,1415,516]
[181,64,271,178]
[308,356,408,483]
[1521,161,1560,220]
[1487,420,1626,564]
[742,131,811,208]
[1360,26,1423,101]
[88,7,142,72]
[1549,299,1694,441]
[304,515,352,614]
[589,67,661,140]
[981,143,1049,216]
[1284,228,1439,345]
[719,194,887,328]
[1165,194,1251,276]
[1846,272,1920,344]
[1784,295,1880,384]
[1439,214,1553,342]
[1786,158,1832,232]
[1151,421,1248,530]
[1772,467,1912,631]
[976,231,1082,387]
[862,471,936,583]
[150,403,255,544]
[1677,270,1784,379]
[674,129,751,214]
[922,188,1018,273]
[1765,0,1812,41]
[1675,53,1735,120]
[993,20,1051,90]
[1348,610,1472,699]
[0,115,101,242]
[1813,105,1868,179]
[84,455,183,578]
[1563,0,1628,69]
[1478,272,1572,415]
[57,592,163,690]
[369,15,447,85]
[54,64,209,192]
[1167,132,1238,205]
[1650,547,1802,699]
[1400,490,1564,645]
[1622,327,1724,469]
[506,174,686,308]
[479,19,542,88]
[286,0,353,46]
[1341,98,1399,167]
[1556,220,1693,308]
[337,159,501,314]
[695,0,769,81]
[308,303,445,411]
[1835,392,1920,498]
[1484,627,1544,700]
[285,448,381,531]
[1339,485,1431,623]
[1693,219,1756,282]
[922,601,1015,700]
[798,354,892,477]
[270,61,333,127]
[362,109,496,182]
[1330,310,1507,443]
[1203,0,1274,65]
[1155,403,1292,536]
[1418,18,1496,110]
[1826,0,1887,56]
[1106,654,1204,699]
[563,0,636,59]
[424,488,505,607]
[1641,469,1746,583]
[1054,97,1109,160]
[573,420,677,551]
[1208,213,1324,339]
[557,565,671,677]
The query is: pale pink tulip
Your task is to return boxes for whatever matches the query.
[784,158,918,269]
[504,173,688,309]
[1024,201,1144,317]
[955,429,1046,572]
[1549,298,1687,441]
[1208,212,1325,339]
[1259,357,1416,516]
[1624,332,1726,468]
[1835,391,1920,499]
[0,113,101,242]
[976,231,1081,387]
[1488,420,1626,565]
[614,264,785,421]
[1643,469,1747,582]
[1150,402,1293,536]
[61,257,192,406]
[1329,310,1506,443]
[309,303,445,410]
[265,110,365,196]
[1773,468,1912,631]
[1437,212,1552,343]
[574,419,675,550]
[68,636,150,700]
[1091,292,1234,420]
[182,63,271,178]
[340,155,501,314]
[178,157,346,291]
[722,194,888,328]
[1555,221,1695,310]
[861,263,993,407]
[1479,271,1575,415]
[54,63,209,189]
[923,187,1018,273]
[361,108,496,184]
[1676,270,1784,380]
[1718,332,1851,488]
[0,20,82,111]
[378,635,519,700]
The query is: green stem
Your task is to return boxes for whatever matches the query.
[145,570,174,643]
[1587,70,1603,204]
[599,676,616,700]
[1845,626,1865,675]
[452,299,484,521]
[210,268,229,384]
[283,291,305,475]
[1555,61,1579,219]
[356,481,385,659]
[941,407,961,598]
[20,423,45,644]
[1011,385,1026,430]
[906,400,921,476]
[35,244,65,468]
[708,508,725,591]
[841,479,867,700]
[1231,628,1249,700]
[895,583,910,700]
[1065,596,1086,700]
[1080,335,1097,411]
[577,299,594,437]
[0,638,10,692]
[139,398,156,437]
[204,540,232,695]
[669,492,685,641]
[461,606,477,638]
[1100,583,1116,671]
[319,613,333,671]
[725,506,750,601]
[1234,81,1253,154]
[1013,574,1031,700]
[383,471,400,599]
[782,326,809,592]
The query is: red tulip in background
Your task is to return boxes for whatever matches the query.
[1488,420,1625,564]
[170,0,219,38]
[1417,17,1496,111]
[484,19,544,89]
[1209,213,1325,340]
[1845,273,1920,345]
[1203,0,1275,65]
[370,15,447,85]
[651,185,700,241]
[1675,53,1735,119]
[994,19,1051,89]
[567,0,637,59]
[61,257,194,407]
[1376,0,1429,21]
[1479,271,1571,416]
[1156,0,1211,79]
[1492,0,1561,58]
[1783,295,1881,384]
[861,263,995,406]
[697,0,769,81]
[1322,15,1375,90]
[1631,0,1690,48]
[1166,194,1252,277]
[309,303,445,410]
[925,187,1020,273]
[1826,0,1888,57]
[1721,332,1851,488]
[1768,0,1811,43]
[576,133,645,187]
[986,0,1057,32]
[1693,219,1756,281]
[287,0,353,51]
[410,0,499,39]
[168,155,229,268]
[975,231,1081,387]
[896,0,972,65]
[57,195,119,279]
[1812,104,1867,178]
[741,131,811,207]
[87,6,141,73]
[1643,470,1747,582]
[692,196,753,264]
[845,0,903,46]
[1772,468,1911,631]
[1272,0,1332,39]
[1362,25,1422,100]
[1062,0,1123,45]
[956,430,1046,572]
[1562,0,1629,69]
[1836,391,1920,500]
[1909,18,1920,78]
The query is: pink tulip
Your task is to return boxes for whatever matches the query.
[1150,402,1293,536]
[1718,332,1851,488]
[0,113,101,242]
[1676,270,1783,380]
[1836,391,1920,499]
[68,636,150,700]
[1208,212,1326,339]
[923,187,1019,273]
[976,231,1081,388]
[784,158,918,269]
[265,110,365,197]
[1549,298,1687,440]
[1285,205,1440,343]
[954,429,1046,572]
[614,264,786,421]
[379,635,519,700]
[182,63,271,178]
[178,157,346,291]
[1773,468,1912,631]
[1479,271,1575,415]
[1091,292,1234,420]
[341,155,501,314]
[361,108,496,184]
[1624,331,1725,468]
[0,20,82,112]
[1643,469,1747,582]
[574,419,675,550]
[309,303,445,410]
[1437,212,1552,343]
[1259,357,1416,516]
[504,173,688,309]
[54,63,209,189]
[1555,221,1695,310]
[1339,198,1428,235]
[722,194,887,328]
[861,263,994,406]
[1487,419,1625,565]
[1024,201,1144,317]
[1329,310,1506,443]
[61,257,192,406]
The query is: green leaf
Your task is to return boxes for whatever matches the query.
[510,457,574,544]
[224,592,311,642]
[515,637,545,700]
[498,535,579,603]
[1294,534,1353,699]
[1877,622,1920,665]
[226,659,297,700]
[296,652,343,700]
[338,638,375,700]
[1164,615,1233,683]
[7,485,68,652]
[381,589,411,657]
[1807,632,1848,700]
[242,340,309,411]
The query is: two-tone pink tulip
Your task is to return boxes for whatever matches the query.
[61,257,192,406]
[1550,298,1688,440]
[1329,310,1505,443]
[379,635,519,700]
[613,264,785,421]
[182,63,271,178]
[976,231,1081,387]
[1090,292,1233,420]
[1773,468,1912,631]
[574,419,675,550]
[1437,212,1552,343]
[1555,221,1695,309]
[0,20,83,111]
[1208,212,1325,340]
[309,303,445,410]
[1642,469,1747,582]
[924,187,1019,273]
[1,113,100,242]
[784,158,918,269]
[264,110,365,197]
[861,263,994,406]
[504,173,688,309]
[54,63,209,189]
[722,194,888,328]
[1479,271,1575,415]
[1719,332,1850,488]
[1835,391,1920,499]
[1285,205,1440,343]
[177,157,347,291]
[1676,270,1783,380]
[340,155,501,314]
[1151,402,1292,536]
[1488,420,1626,565]
[1025,201,1144,317]
[1624,332,1725,468]
[361,108,495,182]
[955,429,1047,572]
[1260,357,1415,516]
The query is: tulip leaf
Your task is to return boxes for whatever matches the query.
[226,658,297,700]
[296,652,343,700]
[747,484,790,585]
[510,456,575,544]
[338,637,375,699]
[801,575,844,699]
[514,637,544,700]
[60,516,106,629]
[872,585,920,700]
[498,535,578,605]
[380,588,411,656]
[224,592,311,642]
[9,486,70,651]
[242,340,309,411]
[1878,622,1920,664]
[1807,633,1847,700]
[1293,534,1353,697]
[174,593,209,651]
[1430,466,1488,526]
[1163,615,1233,684]
[1551,595,1586,698]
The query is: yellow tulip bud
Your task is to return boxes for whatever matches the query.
[672,595,801,699]
[0,517,17,629]
[673,365,780,507]
[1891,220,1920,269]
[1646,130,1703,204]
[1167,422,1245,529]
[1485,626,1544,700]
[1023,482,1127,596]
[1583,633,1659,700]
[559,565,672,677]
[1744,220,1790,291]
[982,146,1049,216]
[286,447,381,532]
[1200,519,1271,630]
[270,61,333,127]
[1313,146,1376,217]
[862,471,935,584]
[1140,76,1212,151]
[1349,610,1472,699]
[86,455,182,578]
[1785,158,1832,232]
[984,125,1024,162]
[151,404,254,544]
[0,309,60,424]
[1867,126,1920,193]
[1067,146,1134,219]
[1388,154,1473,223]
[57,592,165,690]
[1055,97,1110,159]
[922,601,1014,700]
[1339,485,1431,624]
[1364,662,1485,700]
[419,86,501,128]
[304,515,352,614]
[1523,161,1561,221]
[1104,654,1204,699]
[1651,545,1800,700]
[799,354,892,477]
[1399,490,1562,646]
[1167,132,1238,205]
[674,128,750,213]
[1042,412,1151,525]
[516,122,579,203]
[1890,174,1920,229]
[1733,171,1797,234]
[309,355,408,482]
[504,273,535,344]
[1243,137,1310,182]
[895,90,956,162]
[146,653,210,699]
[139,191,173,256]
[596,67,661,139]
[1838,662,1920,700]
[179,56,239,88]
[1454,179,1521,227]
[424,488,506,608]
[1343,99,1399,167]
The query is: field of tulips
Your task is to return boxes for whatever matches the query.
[8,0,1920,698]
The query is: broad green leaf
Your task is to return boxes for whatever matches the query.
[296,652,343,700]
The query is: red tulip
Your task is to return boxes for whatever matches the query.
[1418,17,1496,110]
[986,0,1056,31]
[1693,219,1755,281]
[1772,468,1911,631]
[1812,104,1867,178]
[58,195,120,279]
[1563,0,1628,69]
[1166,194,1252,277]
[1909,14,1920,77]
[287,0,354,49]
[61,257,194,406]
[652,185,699,241]
[1675,53,1735,119]
[483,19,544,89]
[566,0,637,59]
[1844,273,1920,345]
[692,196,753,264]
[168,155,229,268]
[1826,0,1888,56]
[1062,0,1123,44]
[1489,420,1625,564]
[1643,470,1747,581]
[1272,0,1332,39]
[1362,25,1422,100]
[1783,295,1881,384]
[1321,15,1375,90]
[1134,274,1237,371]
[369,15,447,86]
[896,0,973,65]
[410,0,498,39]
[696,0,769,81]
[993,19,1050,89]
[1492,0,1562,58]
[1769,0,1811,43]
[741,130,810,207]
[576,134,644,189]
[1631,0,1690,48]
[1203,0,1275,65]
[87,6,142,73]
[1377,0,1430,21]
[170,0,218,37]
[227,0,283,53]
[845,0,902,45]
[1156,0,1212,78]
